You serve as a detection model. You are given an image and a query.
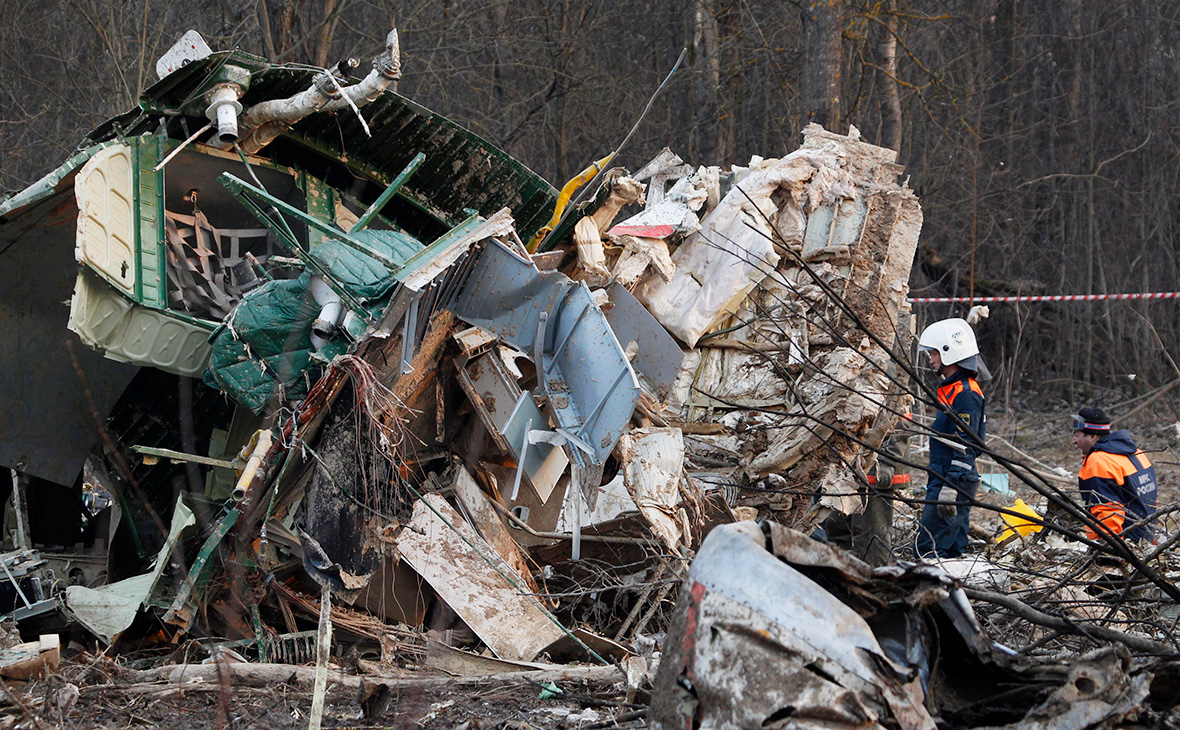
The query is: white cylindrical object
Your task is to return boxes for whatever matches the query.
[231,430,273,503]
[308,276,344,351]
[206,85,244,143]
[308,275,339,306]
[312,300,344,340]
[215,102,238,141]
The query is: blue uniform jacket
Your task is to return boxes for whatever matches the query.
[929,371,986,486]
[1078,431,1157,542]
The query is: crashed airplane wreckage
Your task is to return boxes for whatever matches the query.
[0,28,931,677]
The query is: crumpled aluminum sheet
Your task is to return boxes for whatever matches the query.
[651,521,935,730]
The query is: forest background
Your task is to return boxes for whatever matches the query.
[0,0,1177,414]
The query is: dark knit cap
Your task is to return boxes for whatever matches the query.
[1074,407,1111,435]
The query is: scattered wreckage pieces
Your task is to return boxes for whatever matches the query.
[574,218,611,285]
[611,234,676,288]
[0,635,60,681]
[64,495,197,645]
[652,519,1180,730]
[572,175,647,285]
[0,550,57,622]
[981,647,1151,730]
[423,637,556,676]
[632,149,818,347]
[449,465,541,596]
[600,282,684,402]
[750,346,893,510]
[614,127,924,530]
[615,428,690,553]
[453,329,568,504]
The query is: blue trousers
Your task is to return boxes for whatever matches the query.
[914,476,978,559]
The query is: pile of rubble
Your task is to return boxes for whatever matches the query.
[46,116,917,666]
[0,28,1177,729]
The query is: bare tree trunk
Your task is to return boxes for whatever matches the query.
[550,0,572,183]
[691,0,723,162]
[257,0,277,60]
[874,0,901,152]
[800,0,843,132]
[313,0,340,69]
[715,5,736,163]
[274,0,296,61]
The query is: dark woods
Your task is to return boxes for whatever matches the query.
[1,0,1177,400]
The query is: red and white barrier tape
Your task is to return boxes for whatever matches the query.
[909,292,1180,304]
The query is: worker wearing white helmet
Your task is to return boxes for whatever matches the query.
[914,318,987,558]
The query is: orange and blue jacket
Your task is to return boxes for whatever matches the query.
[1078,431,1157,542]
[929,372,985,487]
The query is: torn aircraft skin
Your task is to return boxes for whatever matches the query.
[652,522,1171,730]
[0,28,558,581]
[0,28,556,480]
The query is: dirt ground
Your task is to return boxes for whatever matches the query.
[0,662,641,729]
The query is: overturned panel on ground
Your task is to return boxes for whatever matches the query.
[397,494,565,662]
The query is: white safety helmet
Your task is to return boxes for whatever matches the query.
[918,318,979,366]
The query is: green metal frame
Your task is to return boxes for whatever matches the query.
[218,172,374,318]
[162,506,241,629]
[218,158,484,325]
[351,152,425,232]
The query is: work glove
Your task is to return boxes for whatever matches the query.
[936,486,959,518]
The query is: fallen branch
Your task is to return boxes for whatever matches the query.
[115,662,623,691]
[962,587,1175,655]
[1113,376,1180,422]
[977,432,1073,487]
